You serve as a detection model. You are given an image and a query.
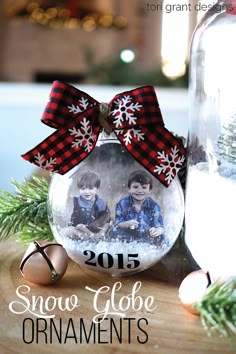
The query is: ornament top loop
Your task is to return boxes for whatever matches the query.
[98,102,112,135]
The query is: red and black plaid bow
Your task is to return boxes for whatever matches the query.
[22,81,185,187]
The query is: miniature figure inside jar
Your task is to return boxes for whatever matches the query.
[48,134,184,276]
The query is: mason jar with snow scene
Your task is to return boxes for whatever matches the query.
[185,1,236,280]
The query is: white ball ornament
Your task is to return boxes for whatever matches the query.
[48,135,185,276]
[178,270,210,315]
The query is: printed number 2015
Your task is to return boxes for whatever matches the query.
[83,250,140,269]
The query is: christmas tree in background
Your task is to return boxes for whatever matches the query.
[218,112,236,163]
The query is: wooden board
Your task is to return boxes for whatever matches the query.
[0,238,235,354]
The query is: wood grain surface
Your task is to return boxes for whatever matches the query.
[0,238,235,354]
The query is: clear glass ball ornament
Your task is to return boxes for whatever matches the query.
[48,133,184,276]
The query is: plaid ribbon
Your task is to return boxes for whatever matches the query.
[22,81,185,187]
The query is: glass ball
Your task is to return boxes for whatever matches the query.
[48,134,184,276]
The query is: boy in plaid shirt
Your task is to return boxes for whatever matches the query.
[112,170,165,243]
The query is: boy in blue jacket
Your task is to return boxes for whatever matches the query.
[70,171,110,235]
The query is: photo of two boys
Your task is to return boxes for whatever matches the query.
[66,169,166,246]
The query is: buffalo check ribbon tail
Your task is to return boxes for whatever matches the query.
[22,81,186,187]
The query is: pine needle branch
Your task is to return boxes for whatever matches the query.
[195,276,236,340]
[0,176,54,243]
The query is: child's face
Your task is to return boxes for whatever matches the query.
[128,182,151,202]
[79,186,98,201]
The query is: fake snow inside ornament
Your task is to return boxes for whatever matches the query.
[48,134,184,276]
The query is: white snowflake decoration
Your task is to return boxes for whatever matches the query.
[34,153,57,171]
[69,117,96,152]
[111,95,142,128]
[115,128,145,145]
[68,97,91,115]
[154,146,185,184]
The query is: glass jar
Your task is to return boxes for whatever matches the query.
[185,1,236,280]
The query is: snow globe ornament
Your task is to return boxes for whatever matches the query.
[22,81,185,276]
[185,1,236,280]
[48,135,184,276]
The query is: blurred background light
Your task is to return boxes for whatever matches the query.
[120,49,135,63]
[161,0,189,79]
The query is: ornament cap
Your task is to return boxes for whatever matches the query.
[98,102,112,135]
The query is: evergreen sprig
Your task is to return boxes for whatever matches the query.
[195,277,236,339]
[0,176,54,243]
